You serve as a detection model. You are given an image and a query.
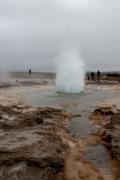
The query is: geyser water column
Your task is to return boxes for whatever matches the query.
[56,49,85,94]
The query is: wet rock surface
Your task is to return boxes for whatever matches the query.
[0,105,71,180]
[0,104,109,180]
[91,105,120,179]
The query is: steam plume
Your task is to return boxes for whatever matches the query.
[56,49,85,94]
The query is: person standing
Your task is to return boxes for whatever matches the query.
[97,70,100,82]
[29,69,32,75]
[91,72,95,81]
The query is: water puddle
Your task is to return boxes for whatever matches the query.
[84,144,112,176]
[68,112,94,138]
[25,86,119,178]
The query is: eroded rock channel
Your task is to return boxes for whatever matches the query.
[0,103,120,179]
[91,105,120,179]
[0,104,108,180]
[0,105,71,180]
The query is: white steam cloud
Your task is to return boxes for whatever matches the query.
[56,49,85,94]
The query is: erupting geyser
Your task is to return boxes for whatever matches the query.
[56,49,85,94]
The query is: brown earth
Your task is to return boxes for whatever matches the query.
[0,80,118,180]
[0,105,72,180]
[0,104,107,180]
[90,105,120,179]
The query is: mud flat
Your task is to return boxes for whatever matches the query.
[0,104,72,180]
[0,105,106,180]
[0,79,120,179]
[91,105,120,179]
[0,86,110,180]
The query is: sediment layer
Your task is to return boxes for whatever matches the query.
[0,105,71,180]
[91,105,120,179]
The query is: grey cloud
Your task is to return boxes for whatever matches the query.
[0,0,120,71]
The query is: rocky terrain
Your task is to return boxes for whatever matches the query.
[91,105,120,179]
[0,105,71,180]
[0,104,108,180]
[0,75,120,179]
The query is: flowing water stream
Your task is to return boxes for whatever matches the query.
[25,85,119,178]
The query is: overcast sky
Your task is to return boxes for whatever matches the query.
[0,0,120,72]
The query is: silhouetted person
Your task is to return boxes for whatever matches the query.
[29,69,32,75]
[91,72,95,81]
[97,70,100,82]
[87,72,90,81]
